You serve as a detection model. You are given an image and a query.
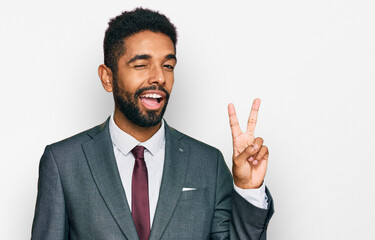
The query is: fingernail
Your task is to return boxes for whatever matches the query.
[249,156,254,161]
[253,160,259,165]
[253,144,259,150]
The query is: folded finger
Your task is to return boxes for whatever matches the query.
[252,137,264,153]
[255,145,269,161]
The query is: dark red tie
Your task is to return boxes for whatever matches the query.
[131,146,150,240]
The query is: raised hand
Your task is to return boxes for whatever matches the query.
[228,98,269,189]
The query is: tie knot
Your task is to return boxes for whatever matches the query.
[131,146,145,159]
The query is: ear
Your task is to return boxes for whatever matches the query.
[98,64,114,92]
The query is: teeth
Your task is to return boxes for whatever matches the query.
[142,93,162,99]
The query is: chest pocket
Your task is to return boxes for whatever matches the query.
[179,188,207,202]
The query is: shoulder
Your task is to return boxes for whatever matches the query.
[47,119,108,155]
[165,124,224,165]
[166,124,220,154]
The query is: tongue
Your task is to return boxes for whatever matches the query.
[140,97,159,106]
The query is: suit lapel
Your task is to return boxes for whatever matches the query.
[149,124,189,240]
[82,120,139,240]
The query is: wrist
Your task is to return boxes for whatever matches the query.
[234,178,262,189]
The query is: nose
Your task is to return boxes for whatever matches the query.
[148,65,166,85]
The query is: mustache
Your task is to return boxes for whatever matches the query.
[135,85,170,99]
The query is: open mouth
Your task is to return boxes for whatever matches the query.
[139,92,165,110]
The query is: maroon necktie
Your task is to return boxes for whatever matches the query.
[131,146,150,240]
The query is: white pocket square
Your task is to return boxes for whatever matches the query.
[182,187,197,191]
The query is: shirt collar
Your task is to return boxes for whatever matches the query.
[109,113,165,156]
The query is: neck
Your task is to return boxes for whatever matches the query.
[113,108,161,142]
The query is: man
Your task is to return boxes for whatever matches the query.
[31,8,273,240]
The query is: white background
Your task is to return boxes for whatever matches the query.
[1,0,374,239]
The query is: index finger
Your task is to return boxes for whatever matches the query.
[246,98,261,135]
[228,103,242,139]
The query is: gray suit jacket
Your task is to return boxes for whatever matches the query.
[31,119,274,240]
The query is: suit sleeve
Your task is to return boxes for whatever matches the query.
[230,187,274,240]
[210,150,274,240]
[31,145,69,240]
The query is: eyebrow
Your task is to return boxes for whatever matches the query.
[166,54,177,62]
[127,54,151,64]
[127,54,177,64]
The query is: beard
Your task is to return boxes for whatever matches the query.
[112,77,170,128]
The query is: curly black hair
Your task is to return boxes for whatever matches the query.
[103,7,178,75]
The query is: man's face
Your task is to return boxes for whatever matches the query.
[113,31,176,127]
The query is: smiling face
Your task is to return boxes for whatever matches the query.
[106,30,176,128]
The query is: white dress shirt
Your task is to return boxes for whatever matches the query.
[109,114,268,226]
